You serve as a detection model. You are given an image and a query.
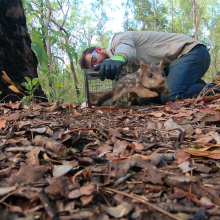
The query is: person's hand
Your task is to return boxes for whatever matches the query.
[93,54,126,81]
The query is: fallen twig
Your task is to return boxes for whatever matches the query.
[39,189,59,219]
[158,202,220,215]
[102,187,181,220]
[163,175,220,206]
[63,127,97,134]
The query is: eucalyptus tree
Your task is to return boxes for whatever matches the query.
[202,0,220,80]
[122,0,168,31]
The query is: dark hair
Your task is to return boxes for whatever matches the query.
[79,46,96,69]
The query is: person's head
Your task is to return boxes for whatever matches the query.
[79,47,109,69]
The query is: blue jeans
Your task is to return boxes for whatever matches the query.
[138,44,212,105]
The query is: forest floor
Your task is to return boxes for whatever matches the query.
[1,93,220,220]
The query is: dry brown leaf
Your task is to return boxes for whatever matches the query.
[105,152,120,160]
[209,131,220,144]
[2,71,21,93]
[8,85,22,93]
[148,152,161,166]
[8,101,22,109]
[68,185,95,199]
[8,112,20,120]
[202,114,220,125]
[147,121,157,129]
[166,101,181,110]
[200,107,216,113]
[101,202,132,218]
[111,156,156,179]
[80,195,94,206]
[168,112,193,118]
[132,142,144,150]
[114,193,125,204]
[45,176,77,198]
[34,135,67,155]
[9,165,48,185]
[199,94,220,103]
[53,164,73,178]
[74,110,83,116]
[184,146,220,159]
[70,211,93,219]
[48,101,64,112]
[178,161,194,173]
[108,127,122,137]
[0,118,7,129]
[148,112,163,117]
[192,163,212,174]
[144,171,166,184]
[192,111,208,123]
[133,129,138,137]
[2,71,13,84]
[9,206,22,213]
[200,197,214,206]
[0,186,16,196]
[126,154,149,160]
[164,118,185,131]
[176,150,190,164]
[97,143,113,154]
[195,136,213,143]
[113,140,129,153]
[72,169,84,182]
[195,128,202,134]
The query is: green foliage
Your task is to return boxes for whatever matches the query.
[21,77,39,109]
[123,0,168,31]
[22,0,33,10]
[31,27,48,66]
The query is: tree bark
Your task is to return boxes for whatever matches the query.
[152,0,159,31]
[0,0,47,103]
[192,0,198,40]
[171,0,173,32]
[41,0,47,53]
[45,0,52,69]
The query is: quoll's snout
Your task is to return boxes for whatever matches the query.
[160,79,165,85]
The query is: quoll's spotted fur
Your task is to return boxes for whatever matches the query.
[96,60,170,106]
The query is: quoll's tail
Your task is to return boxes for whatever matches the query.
[95,91,114,106]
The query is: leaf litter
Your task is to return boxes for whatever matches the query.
[2,96,220,219]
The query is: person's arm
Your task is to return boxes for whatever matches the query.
[112,32,136,64]
[94,33,136,81]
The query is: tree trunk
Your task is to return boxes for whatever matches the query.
[192,0,198,40]
[41,0,47,53]
[0,0,47,103]
[171,0,174,32]
[45,0,52,69]
[152,0,159,31]
[68,54,80,96]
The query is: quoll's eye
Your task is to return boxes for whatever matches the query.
[149,74,153,78]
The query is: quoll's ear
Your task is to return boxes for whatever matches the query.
[140,61,148,71]
[159,59,164,70]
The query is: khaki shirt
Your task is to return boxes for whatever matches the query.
[106,31,203,73]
